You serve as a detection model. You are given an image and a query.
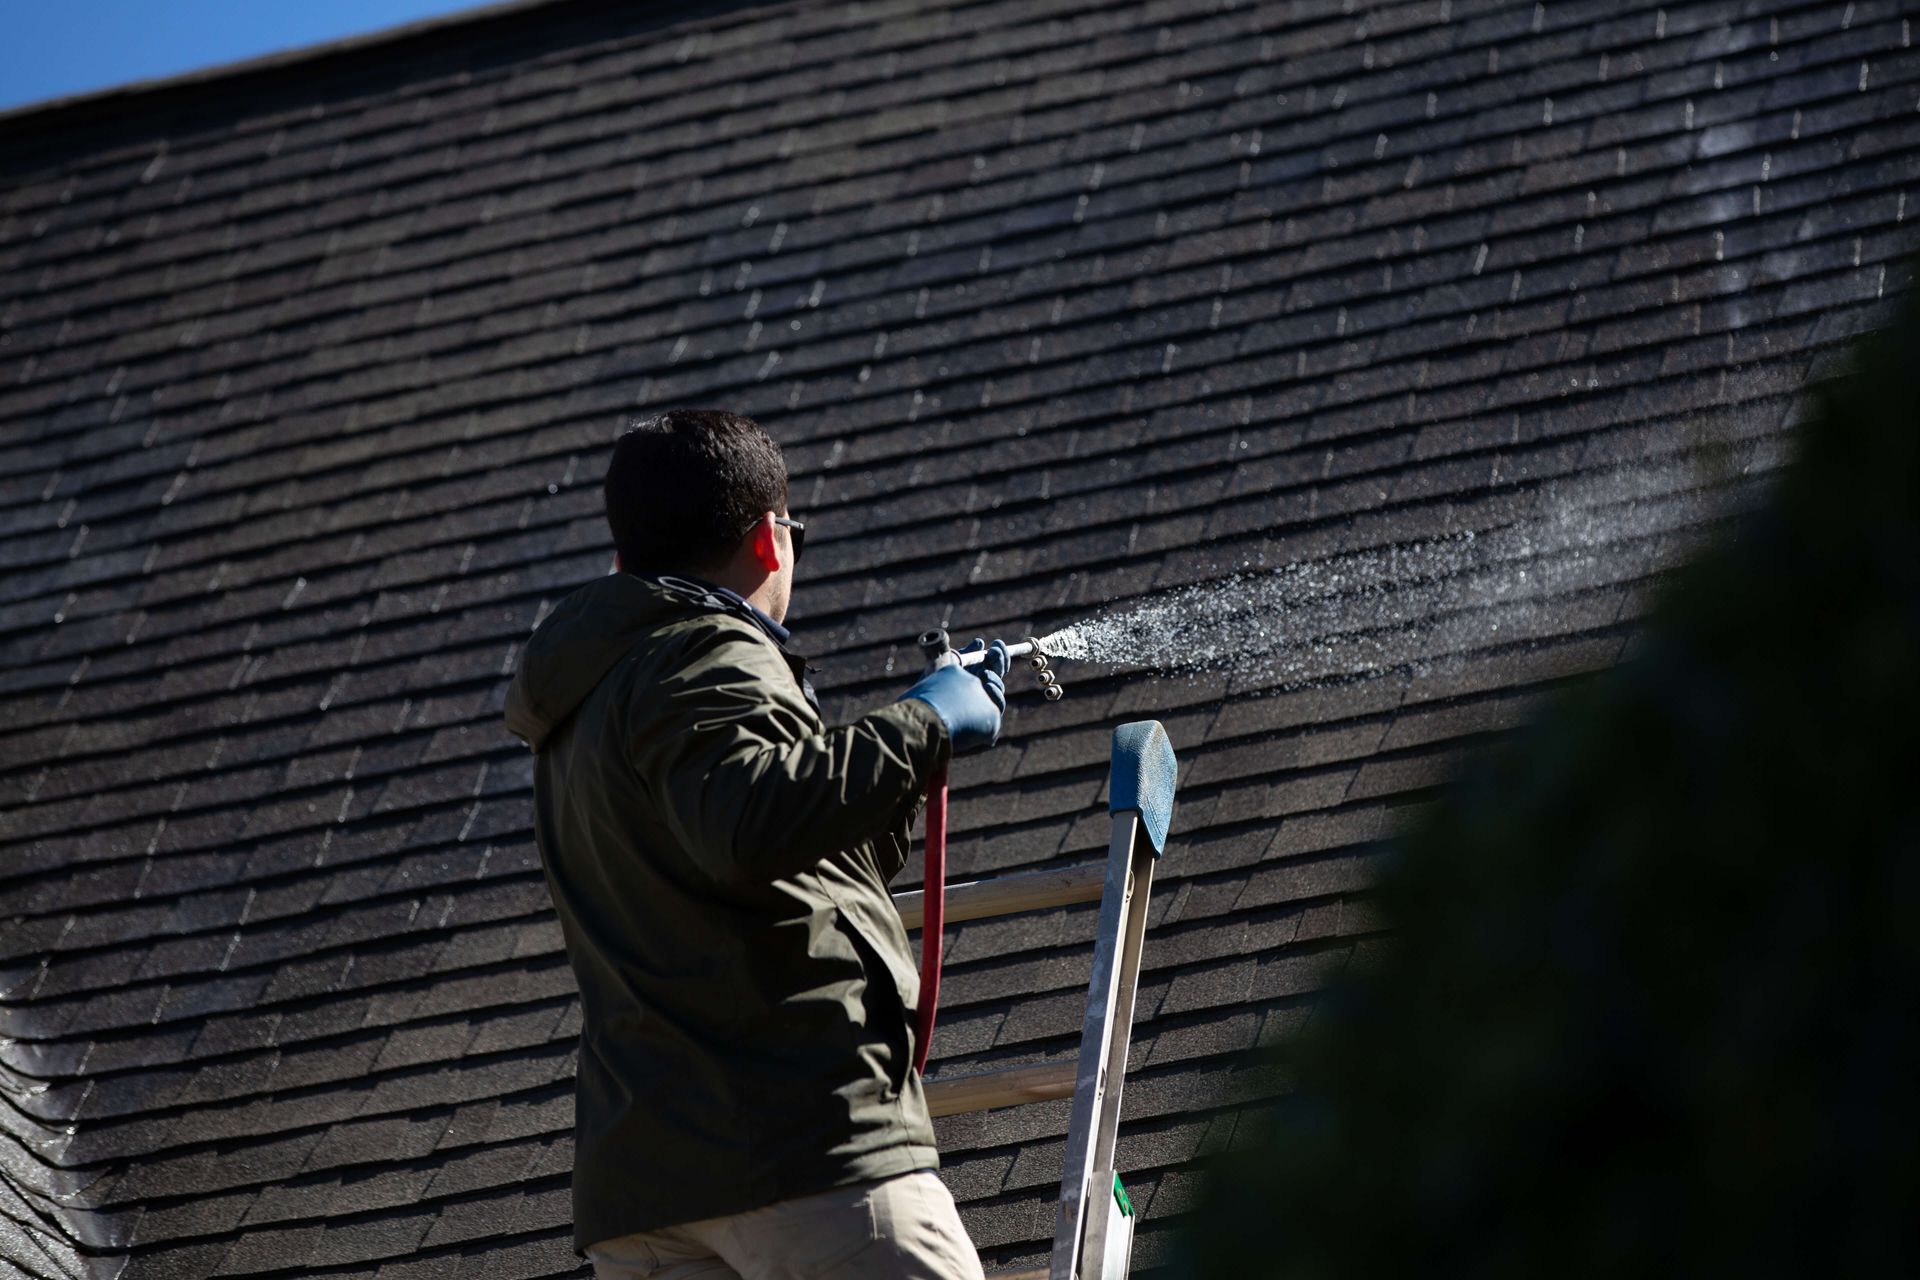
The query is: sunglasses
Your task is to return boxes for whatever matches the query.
[772,515,805,563]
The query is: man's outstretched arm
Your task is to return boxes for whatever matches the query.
[628,625,959,887]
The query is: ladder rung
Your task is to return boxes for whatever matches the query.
[924,1060,1076,1117]
[894,862,1105,931]
[984,1267,1048,1280]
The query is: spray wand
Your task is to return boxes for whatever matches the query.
[910,629,1064,1075]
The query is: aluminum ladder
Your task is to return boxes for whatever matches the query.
[891,720,1179,1280]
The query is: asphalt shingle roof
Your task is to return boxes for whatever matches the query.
[2,0,1916,1275]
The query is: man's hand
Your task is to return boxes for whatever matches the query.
[898,638,1010,754]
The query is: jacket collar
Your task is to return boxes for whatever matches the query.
[661,573,791,646]
[638,572,821,715]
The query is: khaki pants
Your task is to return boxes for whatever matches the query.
[586,1170,987,1280]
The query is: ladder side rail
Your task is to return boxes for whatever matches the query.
[1090,842,1156,1166]
[1078,839,1157,1280]
[1078,1175,1135,1280]
[1048,811,1142,1280]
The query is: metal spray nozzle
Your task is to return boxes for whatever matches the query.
[916,630,1064,700]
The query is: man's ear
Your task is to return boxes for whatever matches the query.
[749,514,782,572]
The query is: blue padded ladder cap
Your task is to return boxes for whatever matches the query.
[1108,721,1178,855]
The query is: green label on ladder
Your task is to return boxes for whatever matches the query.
[1113,1173,1134,1218]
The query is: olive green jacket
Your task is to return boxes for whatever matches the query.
[502,571,950,1253]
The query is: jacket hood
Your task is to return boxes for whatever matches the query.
[505,572,729,751]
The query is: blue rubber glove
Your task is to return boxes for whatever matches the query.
[899,638,1011,754]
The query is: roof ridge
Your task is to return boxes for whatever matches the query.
[0,0,798,151]
[0,0,568,132]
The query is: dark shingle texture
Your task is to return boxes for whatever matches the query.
[1,0,1916,1274]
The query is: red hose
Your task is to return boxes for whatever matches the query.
[913,764,947,1076]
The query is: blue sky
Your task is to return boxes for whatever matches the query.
[0,0,491,115]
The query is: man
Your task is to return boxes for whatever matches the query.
[503,409,1010,1280]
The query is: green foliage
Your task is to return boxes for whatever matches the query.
[1176,285,1920,1278]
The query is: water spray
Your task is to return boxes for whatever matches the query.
[899,459,1765,1073]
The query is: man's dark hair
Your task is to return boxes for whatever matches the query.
[603,409,789,574]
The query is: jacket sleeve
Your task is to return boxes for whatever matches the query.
[627,622,951,887]
[872,798,924,884]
